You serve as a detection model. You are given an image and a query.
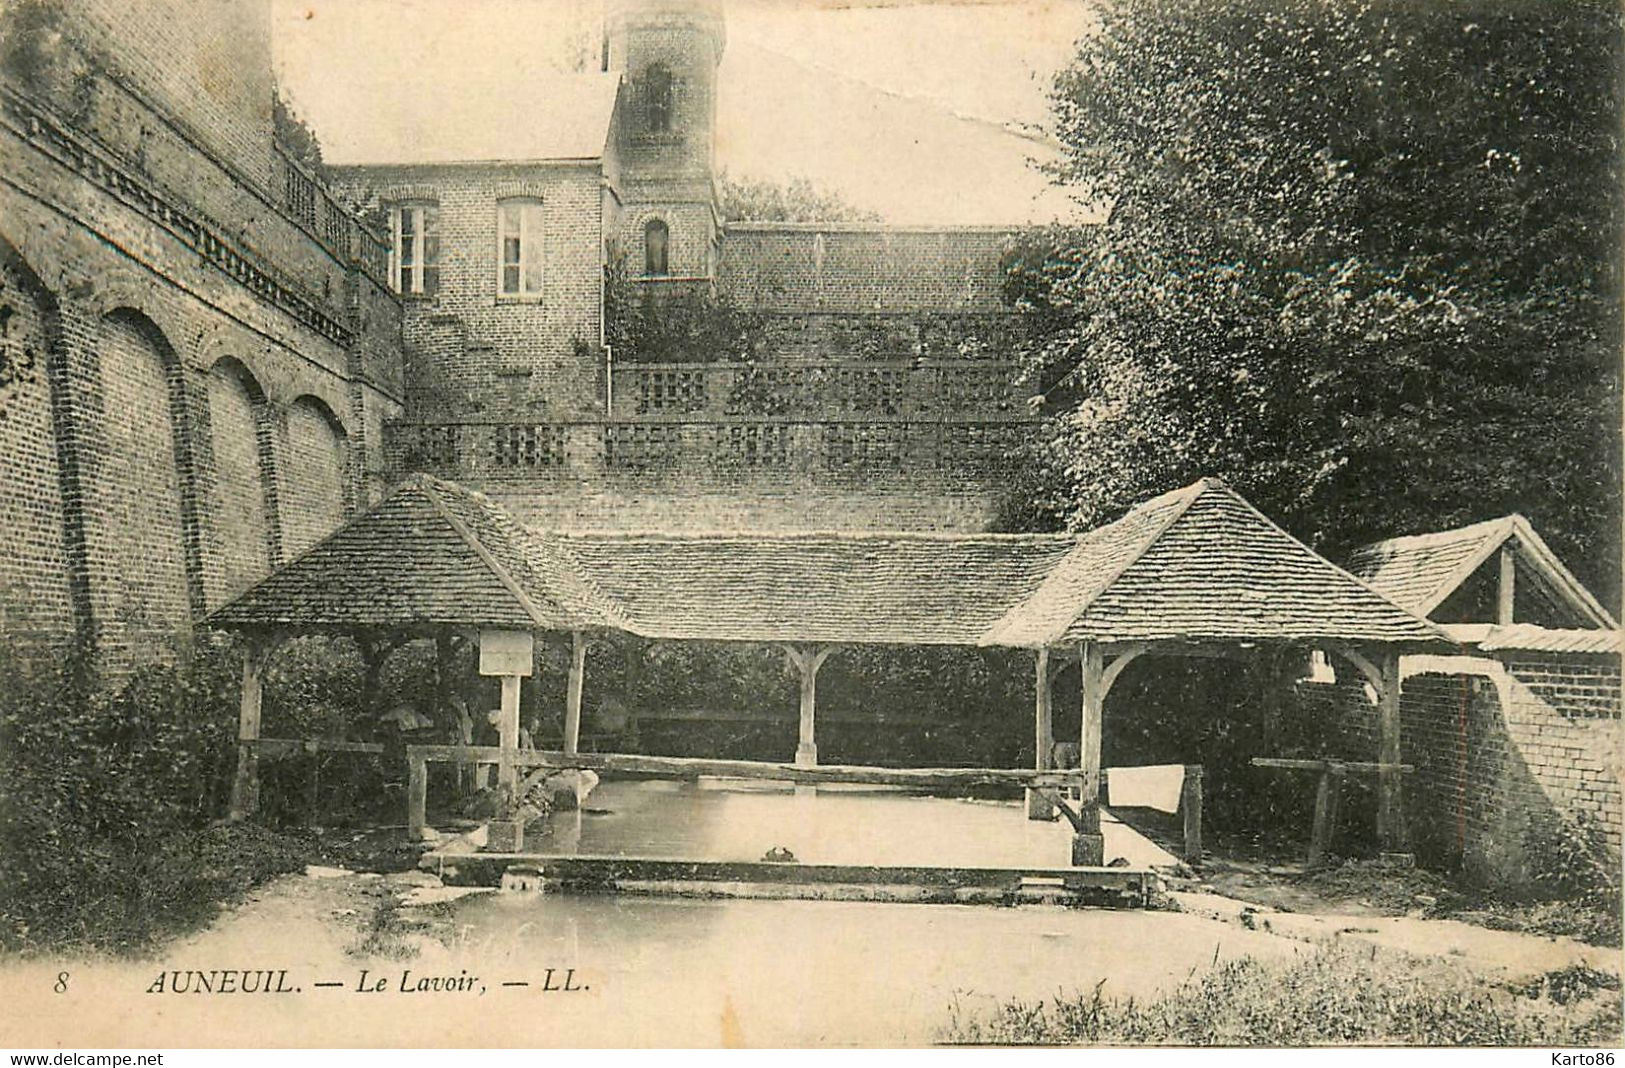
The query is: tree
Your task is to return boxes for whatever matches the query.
[273,87,325,178]
[718,170,880,223]
[1003,0,1623,605]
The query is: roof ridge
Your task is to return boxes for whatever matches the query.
[1351,514,1516,556]
[977,479,1208,647]
[546,528,1083,544]
[1201,481,1449,639]
[419,480,554,629]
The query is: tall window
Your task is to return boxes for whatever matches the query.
[497,198,544,297]
[644,219,670,276]
[644,64,673,133]
[390,203,439,296]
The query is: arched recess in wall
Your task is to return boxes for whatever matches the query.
[92,307,197,644]
[280,395,348,560]
[0,235,77,659]
[643,217,671,276]
[204,355,277,604]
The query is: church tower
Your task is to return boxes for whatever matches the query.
[606,0,725,281]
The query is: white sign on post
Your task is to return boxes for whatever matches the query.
[478,629,534,676]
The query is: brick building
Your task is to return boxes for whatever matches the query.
[328,0,1038,533]
[0,0,402,675]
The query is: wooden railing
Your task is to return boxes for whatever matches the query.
[403,744,1084,840]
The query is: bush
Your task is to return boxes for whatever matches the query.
[940,945,1623,1046]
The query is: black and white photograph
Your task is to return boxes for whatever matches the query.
[0,0,1620,1051]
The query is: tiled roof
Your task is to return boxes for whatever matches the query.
[1346,515,1617,627]
[1344,517,1513,616]
[985,480,1444,647]
[553,531,1081,645]
[207,476,601,631]
[212,476,1442,649]
[1467,624,1622,655]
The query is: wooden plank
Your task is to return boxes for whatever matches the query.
[247,738,386,757]
[404,745,1085,788]
[423,852,1156,905]
[1251,757,1415,774]
[228,644,266,821]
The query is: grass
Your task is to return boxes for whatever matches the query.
[939,944,1623,1046]
[0,821,423,958]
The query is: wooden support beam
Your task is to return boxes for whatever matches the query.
[1027,647,1057,821]
[1307,764,1345,868]
[407,751,428,840]
[228,637,278,821]
[1100,642,1148,703]
[1252,757,1414,774]
[784,644,836,767]
[563,631,586,756]
[497,674,521,792]
[1181,765,1204,864]
[1075,640,1105,866]
[406,744,1086,789]
[1374,651,1409,856]
[1498,545,1517,625]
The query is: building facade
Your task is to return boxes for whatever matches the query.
[330,0,1038,533]
[0,0,402,675]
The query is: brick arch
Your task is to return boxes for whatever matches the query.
[0,234,83,662]
[92,305,206,650]
[278,393,349,560]
[203,354,281,601]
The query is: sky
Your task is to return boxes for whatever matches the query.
[271,0,1099,224]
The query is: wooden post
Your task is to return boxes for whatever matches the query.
[1498,545,1516,625]
[1375,651,1409,857]
[1027,647,1057,820]
[1073,640,1105,866]
[1181,765,1204,863]
[407,751,427,840]
[498,674,521,791]
[228,638,271,821]
[785,645,834,767]
[1307,764,1345,868]
[1258,648,1283,751]
[564,630,586,756]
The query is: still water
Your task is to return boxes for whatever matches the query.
[527,777,1177,869]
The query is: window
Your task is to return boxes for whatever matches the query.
[497,199,544,297]
[389,203,439,296]
[644,64,673,134]
[643,219,670,276]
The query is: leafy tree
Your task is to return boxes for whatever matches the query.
[718,169,880,223]
[273,86,326,178]
[1002,0,1623,605]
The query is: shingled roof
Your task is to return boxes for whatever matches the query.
[982,480,1445,647]
[207,476,614,632]
[552,530,1081,645]
[1346,515,1617,627]
[211,475,1442,650]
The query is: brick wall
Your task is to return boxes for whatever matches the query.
[280,398,348,560]
[332,164,608,421]
[719,225,1016,312]
[0,247,76,665]
[202,359,272,603]
[1306,653,1622,887]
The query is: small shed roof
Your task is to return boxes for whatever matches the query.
[1444,623,1622,655]
[207,476,616,632]
[982,480,1445,647]
[1346,514,1617,628]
